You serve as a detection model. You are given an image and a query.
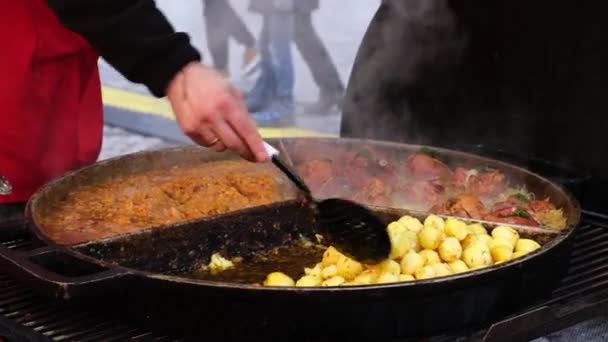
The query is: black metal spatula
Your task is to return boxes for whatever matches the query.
[264,142,390,263]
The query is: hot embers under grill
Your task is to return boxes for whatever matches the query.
[0,212,607,342]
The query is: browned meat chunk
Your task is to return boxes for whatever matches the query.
[430,194,487,219]
[406,154,452,180]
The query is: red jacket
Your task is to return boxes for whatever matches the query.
[0,0,102,203]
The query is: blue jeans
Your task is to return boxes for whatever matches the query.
[246,13,295,112]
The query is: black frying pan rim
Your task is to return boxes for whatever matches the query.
[24,138,581,292]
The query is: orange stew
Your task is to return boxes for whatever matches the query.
[40,161,282,245]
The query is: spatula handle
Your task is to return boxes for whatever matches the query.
[263,142,312,196]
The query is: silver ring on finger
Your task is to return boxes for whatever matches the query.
[204,137,220,147]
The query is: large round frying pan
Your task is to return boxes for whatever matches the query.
[0,138,581,341]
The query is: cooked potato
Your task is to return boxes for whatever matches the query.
[321,265,338,279]
[374,259,401,276]
[352,270,379,285]
[432,263,452,277]
[414,265,436,280]
[424,215,446,232]
[515,239,541,254]
[461,234,478,250]
[322,276,346,287]
[263,215,544,288]
[399,274,416,282]
[467,223,489,236]
[419,227,443,250]
[296,275,322,287]
[445,218,469,241]
[322,246,345,267]
[478,234,493,246]
[264,272,295,286]
[401,251,425,275]
[490,244,513,263]
[438,237,463,262]
[208,253,235,274]
[492,226,520,247]
[512,251,530,259]
[405,230,421,252]
[336,256,363,280]
[419,249,442,266]
[490,237,515,250]
[462,234,492,250]
[398,215,424,233]
[462,242,493,269]
[377,272,400,284]
[387,221,411,259]
[448,260,469,274]
[304,263,322,277]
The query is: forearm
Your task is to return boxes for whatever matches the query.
[46,0,201,97]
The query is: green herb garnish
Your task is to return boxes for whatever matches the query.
[417,147,439,158]
[513,208,530,218]
[356,147,373,160]
[514,193,530,202]
[476,165,491,172]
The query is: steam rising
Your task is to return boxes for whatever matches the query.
[342,0,468,145]
[341,0,543,163]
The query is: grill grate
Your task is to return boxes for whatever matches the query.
[0,214,607,341]
[0,236,175,341]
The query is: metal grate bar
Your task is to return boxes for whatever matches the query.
[129,332,176,341]
[571,233,608,256]
[39,313,105,336]
[572,224,601,238]
[0,294,37,312]
[562,255,608,282]
[0,283,29,295]
[52,320,124,341]
[17,307,70,325]
[97,328,147,341]
[4,240,36,250]
[2,300,47,321]
[540,276,608,308]
[568,240,608,265]
[73,325,143,342]
[130,332,156,340]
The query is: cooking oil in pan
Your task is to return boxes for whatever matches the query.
[191,241,326,285]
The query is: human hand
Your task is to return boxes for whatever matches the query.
[167,62,268,162]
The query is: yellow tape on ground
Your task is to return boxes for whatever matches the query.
[101,86,335,138]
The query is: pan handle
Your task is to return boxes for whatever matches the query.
[0,245,134,300]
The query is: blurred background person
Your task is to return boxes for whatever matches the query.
[245,0,296,127]
[203,0,259,77]
[294,0,345,114]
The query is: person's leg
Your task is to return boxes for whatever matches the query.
[203,0,230,74]
[217,0,259,69]
[268,13,295,103]
[245,15,274,112]
[221,1,255,48]
[251,12,296,126]
[294,12,344,112]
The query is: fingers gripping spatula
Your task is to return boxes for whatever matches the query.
[264,142,390,263]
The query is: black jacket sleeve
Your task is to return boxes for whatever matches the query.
[46,0,201,97]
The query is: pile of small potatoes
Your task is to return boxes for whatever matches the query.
[263,215,542,287]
